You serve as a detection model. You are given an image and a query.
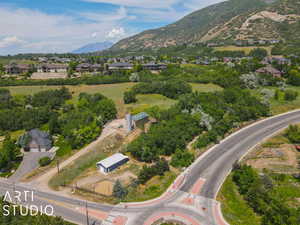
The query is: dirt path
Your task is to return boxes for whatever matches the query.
[29,119,126,192]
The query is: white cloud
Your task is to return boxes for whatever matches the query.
[83,0,179,9]
[106,27,126,39]
[0,7,133,54]
[0,36,25,48]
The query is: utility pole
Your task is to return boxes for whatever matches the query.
[12,182,16,204]
[57,160,60,173]
[85,201,89,225]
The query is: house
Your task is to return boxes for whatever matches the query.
[18,129,52,152]
[96,153,129,174]
[76,63,91,73]
[126,112,149,132]
[5,63,31,74]
[255,66,282,78]
[108,62,133,71]
[37,64,68,73]
[142,63,167,71]
[76,63,103,73]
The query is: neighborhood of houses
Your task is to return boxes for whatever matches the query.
[2,54,293,79]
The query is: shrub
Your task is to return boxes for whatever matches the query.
[39,156,52,167]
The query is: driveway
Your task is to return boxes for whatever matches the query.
[9,152,55,182]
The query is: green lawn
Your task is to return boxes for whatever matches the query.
[214,46,273,55]
[218,175,261,225]
[191,83,223,92]
[5,82,222,116]
[250,86,300,115]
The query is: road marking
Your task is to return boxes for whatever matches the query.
[144,211,201,225]
[213,202,229,225]
[78,207,109,221]
[190,178,206,195]
[181,197,194,205]
[113,216,127,225]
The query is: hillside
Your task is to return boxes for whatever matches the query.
[110,0,300,52]
[72,41,113,54]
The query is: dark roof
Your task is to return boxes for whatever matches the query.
[109,62,133,67]
[21,129,52,150]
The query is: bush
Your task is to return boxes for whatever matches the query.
[39,156,52,167]
[284,90,298,101]
[171,149,194,168]
[123,91,137,104]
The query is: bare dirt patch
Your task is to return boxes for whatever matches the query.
[245,144,300,173]
[31,72,67,79]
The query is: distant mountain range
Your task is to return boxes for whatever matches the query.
[110,0,300,52]
[72,41,113,54]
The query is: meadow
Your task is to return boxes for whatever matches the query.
[214,45,273,55]
[6,82,221,116]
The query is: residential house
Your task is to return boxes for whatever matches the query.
[18,129,52,152]
[5,63,31,74]
[142,62,167,71]
[76,63,103,73]
[108,62,133,71]
[255,65,282,78]
[37,64,68,73]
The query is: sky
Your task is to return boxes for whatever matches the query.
[0,0,225,55]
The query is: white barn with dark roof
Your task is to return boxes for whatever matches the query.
[96,153,129,174]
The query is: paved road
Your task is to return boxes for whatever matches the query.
[1,110,300,225]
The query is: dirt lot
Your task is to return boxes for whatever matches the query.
[31,72,67,79]
[244,144,300,173]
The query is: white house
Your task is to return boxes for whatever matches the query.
[96,153,129,174]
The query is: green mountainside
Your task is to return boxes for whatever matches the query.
[110,0,300,52]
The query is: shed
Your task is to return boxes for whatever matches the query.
[96,153,129,174]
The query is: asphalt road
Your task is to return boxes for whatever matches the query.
[1,110,300,225]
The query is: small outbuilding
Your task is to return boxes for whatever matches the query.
[96,153,129,174]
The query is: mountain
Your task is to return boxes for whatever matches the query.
[110,0,300,52]
[72,41,113,54]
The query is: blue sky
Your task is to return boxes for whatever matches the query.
[0,0,224,54]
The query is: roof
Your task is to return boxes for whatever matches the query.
[132,112,149,121]
[39,64,67,69]
[109,62,133,67]
[97,153,129,168]
[27,129,52,150]
[256,66,281,75]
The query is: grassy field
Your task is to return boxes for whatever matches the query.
[214,46,273,55]
[5,82,221,116]
[250,86,300,115]
[124,171,177,202]
[218,175,261,225]
[49,134,123,190]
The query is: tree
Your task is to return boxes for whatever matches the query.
[113,180,128,199]
[0,63,4,74]
[249,48,268,60]
[171,149,194,168]
[285,125,300,143]
[284,90,298,101]
[123,91,137,104]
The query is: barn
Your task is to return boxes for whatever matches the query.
[96,153,129,174]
